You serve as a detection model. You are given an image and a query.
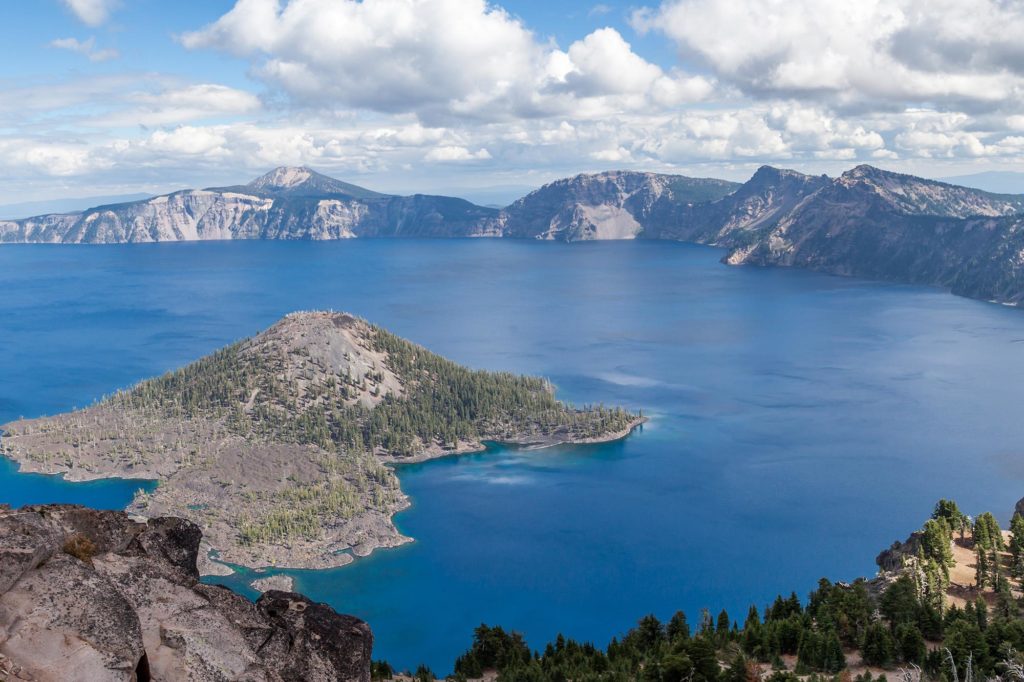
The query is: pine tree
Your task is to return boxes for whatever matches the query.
[933,499,967,539]
[921,519,955,570]
[974,596,988,631]
[976,546,989,588]
[1011,513,1024,581]
[718,609,732,642]
[894,623,926,664]
[668,610,691,643]
[974,512,1004,552]
[861,623,894,668]
[823,629,845,673]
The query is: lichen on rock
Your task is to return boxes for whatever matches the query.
[0,504,372,682]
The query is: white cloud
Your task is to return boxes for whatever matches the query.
[642,110,791,160]
[141,126,230,156]
[6,0,1024,204]
[101,84,262,128]
[633,0,1024,111]
[591,146,633,162]
[424,145,492,162]
[49,36,119,62]
[181,0,710,123]
[61,0,119,26]
[559,28,712,105]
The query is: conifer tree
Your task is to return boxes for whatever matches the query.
[976,546,989,588]
[718,609,732,642]
[861,623,895,668]
[668,610,691,643]
[921,519,955,571]
[933,499,968,539]
[1011,513,1024,580]
[894,623,926,664]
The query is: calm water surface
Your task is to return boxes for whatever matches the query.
[2,240,1024,671]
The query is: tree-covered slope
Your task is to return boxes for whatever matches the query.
[115,311,637,456]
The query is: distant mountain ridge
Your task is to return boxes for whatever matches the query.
[0,192,153,220]
[4,164,1024,304]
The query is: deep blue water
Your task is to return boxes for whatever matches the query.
[3,240,1024,672]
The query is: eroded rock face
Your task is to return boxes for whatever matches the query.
[0,504,371,682]
[875,531,924,573]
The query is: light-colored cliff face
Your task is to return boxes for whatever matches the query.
[498,170,741,241]
[88,191,276,243]
[0,167,497,243]
[0,212,79,243]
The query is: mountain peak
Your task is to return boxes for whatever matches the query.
[745,165,825,191]
[840,164,899,182]
[237,166,388,200]
[836,163,1024,218]
[750,165,814,181]
[248,166,316,191]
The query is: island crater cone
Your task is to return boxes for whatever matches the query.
[0,311,643,573]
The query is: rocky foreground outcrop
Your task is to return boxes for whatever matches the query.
[0,504,371,681]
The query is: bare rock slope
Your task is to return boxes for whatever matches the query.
[0,312,642,571]
[497,170,740,241]
[0,504,371,682]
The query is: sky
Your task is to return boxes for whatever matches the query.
[3,0,1024,203]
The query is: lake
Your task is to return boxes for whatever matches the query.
[2,239,1024,672]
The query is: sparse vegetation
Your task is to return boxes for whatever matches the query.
[109,315,638,458]
[62,533,97,564]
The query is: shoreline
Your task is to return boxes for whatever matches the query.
[379,416,648,466]
[0,415,647,576]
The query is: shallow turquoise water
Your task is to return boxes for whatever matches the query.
[0,455,152,509]
[2,240,1024,671]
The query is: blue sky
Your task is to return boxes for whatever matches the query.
[2,0,1024,204]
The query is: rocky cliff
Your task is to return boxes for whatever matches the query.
[721,166,1024,304]
[0,504,372,681]
[497,170,739,241]
[0,167,499,243]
